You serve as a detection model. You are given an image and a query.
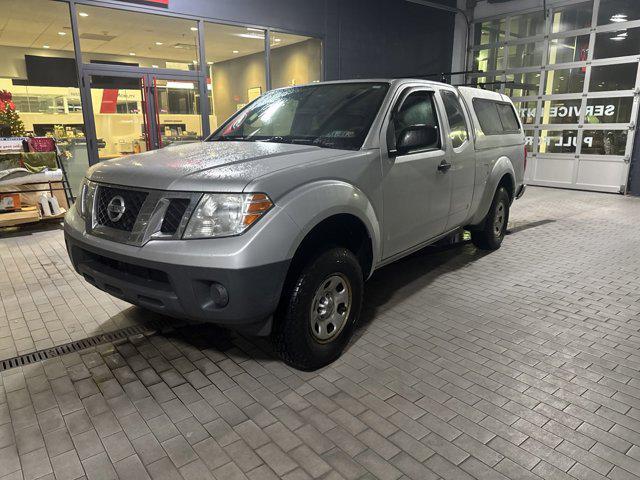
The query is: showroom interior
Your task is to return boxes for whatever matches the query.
[1,1,640,480]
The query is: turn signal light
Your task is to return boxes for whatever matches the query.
[243,193,273,226]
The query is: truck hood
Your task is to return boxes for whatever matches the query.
[87,141,351,192]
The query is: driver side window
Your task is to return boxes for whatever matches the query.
[394,91,438,140]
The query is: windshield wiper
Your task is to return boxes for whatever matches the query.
[259,136,317,145]
[215,135,256,142]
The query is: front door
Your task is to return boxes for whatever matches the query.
[84,71,203,163]
[381,88,452,259]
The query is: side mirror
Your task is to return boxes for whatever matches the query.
[394,125,439,156]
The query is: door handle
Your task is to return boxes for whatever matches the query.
[438,160,452,173]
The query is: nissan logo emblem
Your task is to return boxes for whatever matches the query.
[107,195,126,222]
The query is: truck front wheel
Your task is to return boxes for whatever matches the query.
[471,186,510,250]
[272,247,363,370]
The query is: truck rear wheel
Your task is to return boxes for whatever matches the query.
[272,247,363,370]
[471,186,510,251]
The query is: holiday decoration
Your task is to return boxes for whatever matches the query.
[0,90,26,137]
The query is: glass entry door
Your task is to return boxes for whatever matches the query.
[84,72,203,163]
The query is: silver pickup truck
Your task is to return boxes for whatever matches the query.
[64,79,526,370]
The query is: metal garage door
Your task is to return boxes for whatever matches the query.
[469,0,640,193]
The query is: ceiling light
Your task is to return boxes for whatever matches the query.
[235,33,264,40]
[274,38,281,42]
[247,27,263,32]
[58,31,66,36]
[155,42,163,45]
[232,50,239,54]
[609,13,628,23]
[129,52,136,56]
[78,12,88,17]
[190,27,198,31]
[43,45,50,49]
[207,61,213,65]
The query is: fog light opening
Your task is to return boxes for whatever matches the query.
[210,282,229,308]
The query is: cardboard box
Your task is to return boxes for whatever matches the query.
[0,193,20,211]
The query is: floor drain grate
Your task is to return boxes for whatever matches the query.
[0,318,181,372]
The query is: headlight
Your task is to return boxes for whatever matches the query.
[183,193,273,239]
[76,179,90,218]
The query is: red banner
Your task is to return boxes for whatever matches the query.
[100,89,119,114]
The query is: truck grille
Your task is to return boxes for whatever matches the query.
[161,198,190,234]
[95,186,148,232]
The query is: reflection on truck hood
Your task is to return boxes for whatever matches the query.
[87,141,350,192]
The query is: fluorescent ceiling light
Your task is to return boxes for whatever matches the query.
[190,27,198,31]
[58,31,66,36]
[609,13,628,23]
[155,42,163,45]
[246,27,263,32]
[43,45,50,49]
[78,12,88,17]
[236,33,265,39]
[166,81,194,89]
[233,50,239,53]
[129,52,136,56]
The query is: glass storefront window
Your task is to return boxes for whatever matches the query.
[155,79,203,147]
[0,0,88,197]
[509,11,545,39]
[581,130,627,155]
[585,97,634,124]
[269,32,322,89]
[470,76,502,92]
[507,42,544,68]
[505,72,541,97]
[541,99,582,124]
[548,35,590,64]
[597,0,640,25]
[77,6,200,70]
[204,23,267,131]
[539,129,579,153]
[513,101,538,125]
[551,2,593,33]
[544,68,585,94]
[474,19,506,45]
[88,76,147,161]
[593,26,640,59]
[473,47,505,72]
[589,63,638,91]
[524,129,535,152]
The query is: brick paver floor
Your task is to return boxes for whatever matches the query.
[1,186,640,479]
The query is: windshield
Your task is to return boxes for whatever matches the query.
[209,82,390,150]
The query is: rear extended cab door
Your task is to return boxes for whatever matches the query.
[436,87,476,230]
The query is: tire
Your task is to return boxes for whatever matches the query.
[471,186,510,251]
[272,247,363,371]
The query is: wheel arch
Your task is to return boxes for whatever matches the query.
[468,156,516,227]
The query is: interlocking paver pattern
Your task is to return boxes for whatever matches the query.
[1,186,640,479]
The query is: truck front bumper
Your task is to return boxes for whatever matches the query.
[64,208,291,336]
